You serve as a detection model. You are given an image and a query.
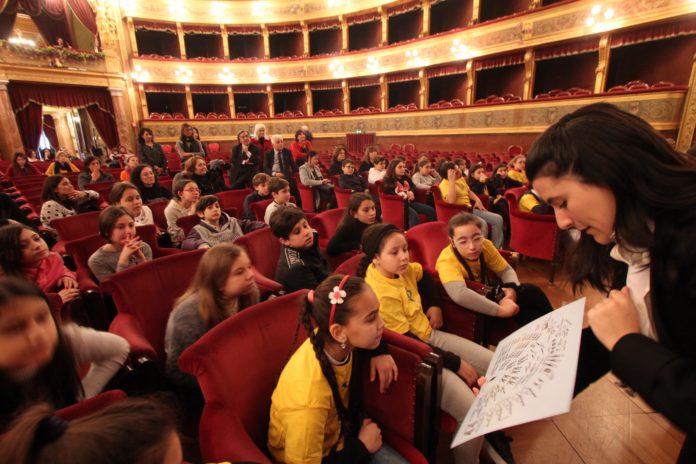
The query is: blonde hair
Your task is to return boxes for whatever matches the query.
[176,244,259,328]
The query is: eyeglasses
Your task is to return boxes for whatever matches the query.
[183,188,200,193]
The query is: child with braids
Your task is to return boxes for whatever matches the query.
[359,223,504,464]
[268,275,406,464]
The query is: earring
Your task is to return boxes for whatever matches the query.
[340,342,346,350]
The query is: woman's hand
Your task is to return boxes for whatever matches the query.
[370,354,398,393]
[426,306,444,329]
[67,190,87,201]
[588,286,641,350]
[458,360,479,387]
[358,418,382,454]
[58,288,81,304]
[61,276,78,289]
[497,298,519,318]
[447,168,457,182]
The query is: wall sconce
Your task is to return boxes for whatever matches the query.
[257,65,272,82]
[329,59,345,77]
[210,1,226,17]
[450,39,470,60]
[366,56,380,73]
[218,68,235,83]
[251,1,267,16]
[175,66,193,82]
[168,0,184,15]
[130,65,150,82]
[9,37,36,47]
[585,4,615,31]
[406,49,424,67]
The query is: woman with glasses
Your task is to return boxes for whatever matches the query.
[164,178,201,247]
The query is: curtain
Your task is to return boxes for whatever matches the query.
[183,24,219,35]
[308,19,339,31]
[0,0,17,39]
[426,63,467,78]
[348,76,380,88]
[15,102,42,151]
[42,114,59,148]
[9,82,118,149]
[144,83,186,93]
[85,104,117,147]
[273,83,304,93]
[134,20,176,33]
[65,0,95,34]
[190,85,227,94]
[267,23,302,34]
[386,71,419,83]
[347,11,380,25]
[610,17,696,48]
[475,52,525,71]
[310,80,342,90]
[387,0,421,16]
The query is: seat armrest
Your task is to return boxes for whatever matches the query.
[109,313,157,361]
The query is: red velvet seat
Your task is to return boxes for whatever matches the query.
[505,191,561,283]
[379,193,407,229]
[103,249,207,366]
[297,183,316,213]
[215,188,252,213]
[55,390,127,421]
[309,207,354,269]
[233,227,283,294]
[50,210,102,255]
[165,152,182,173]
[333,186,353,209]
[178,290,433,464]
[148,200,170,230]
[208,142,220,152]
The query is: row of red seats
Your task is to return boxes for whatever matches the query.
[193,112,230,119]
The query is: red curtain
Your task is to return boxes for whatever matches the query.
[475,52,525,71]
[9,82,119,149]
[42,114,59,148]
[66,0,96,39]
[0,0,17,39]
[15,102,42,151]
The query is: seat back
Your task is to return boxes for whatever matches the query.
[333,186,353,209]
[333,252,364,276]
[297,183,315,213]
[216,189,252,212]
[378,193,406,229]
[309,208,344,248]
[148,200,169,230]
[102,249,206,363]
[250,199,273,221]
[434,200,470,224]
[503,186,526,204]
[505,192,560,263]
[86,182,116,203]
[405,221,449,277]
[51,211,102,242]
[179,291,308,463]
[234,227,281,281]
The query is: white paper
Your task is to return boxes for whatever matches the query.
[451,298,586,448]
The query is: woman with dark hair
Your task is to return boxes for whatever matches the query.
[383,158,436,229]
[136,128,167,174]
[41,147,54,161]
[326,193,377,256]
[77,156,115,190]
[229,130,260,189]
[328,145,348,177]
[290,129,312,165]
[5,152,41,177]
[528,102,696,461]
[177,156,227,195]
[130,165,171,204]
[0,398,181,463]
[39,176,100,233]
[359,146,379,172]
[468,163,510,239]
[175,123,205,161]
[0,278,129,429]
[192,127,207,157]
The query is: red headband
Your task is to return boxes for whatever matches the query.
[328,275,351,326]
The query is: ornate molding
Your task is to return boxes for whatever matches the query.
[677,53,696,152]
[130,0,696,85]
[142,90,686,142]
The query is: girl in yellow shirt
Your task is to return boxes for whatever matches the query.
[268,275,405,464]
[358,223,497,464]
[507,155,529,185]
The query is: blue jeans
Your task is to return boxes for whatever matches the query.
[371,444,410,464]
[406,201,437,229]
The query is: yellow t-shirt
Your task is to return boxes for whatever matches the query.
[268,338,352,463]
[439,178,471,206]
[436,240,509,284]
[518,192,540,213]
[507,169,529,185]
[364,262,433,342]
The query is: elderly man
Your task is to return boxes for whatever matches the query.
[264,134,301,206]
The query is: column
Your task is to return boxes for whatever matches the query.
[594,34,610,94]
[301,21,310,57]
[126,17,139,56]
[54,111,76,152]
[267,85,275,118]
[677,52,696,153]
[465,59,475,105]
[379,75,388,112]
[523,48,535,100]
[342,79,350,115]
[340,16,348,52]
[0,80,23,158]
[529,0,543,9]
[262,24,270,59]
[305,83,313,116]
[380,7,388,46]
[221,25,230,59]
[136,83,148,120]
[176,22,186,59]
[470,0,480,25]
[227,86,236,118]
[184,85,193,118]
[419,69,428,109]
[421,0,430,37]
[109,87,136,149]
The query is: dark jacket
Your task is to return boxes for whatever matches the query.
[326,220,369,256]
[263,148,297,179]
[242,192,272,220]
[190,171,228,196]
[139,184,172,204]
[229,143,261,189]
[138,143,168,170]
[328,161,343,177]
[275,232,330,293]
[77,171,115,191]
[338,173,368,192]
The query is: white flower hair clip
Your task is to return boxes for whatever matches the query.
[329,286,347,305]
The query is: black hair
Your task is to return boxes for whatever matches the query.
[294,129,304,141]
[267,177,289,194]
[438,161,456,180]
[195,195,220,213]
[82,156,99,173]
[383,159,404,189]
[172,178,197,201]
[341,158,355,168]
[130,164,159,192]
[179,123,193,141]
[40,176,74,208]
[298,275,367,450]
[11,152,26,168]
[526,102,696,291]
[468,163,485,185]
[0,278,83,429]
[307,150,319,161]
[137,127,153,145]
[98,206,133,242]
[337,192,374,230]
[269,206,306,240]
[332,146,347,163]
[357,223,403,277]
[0,224,37,276]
